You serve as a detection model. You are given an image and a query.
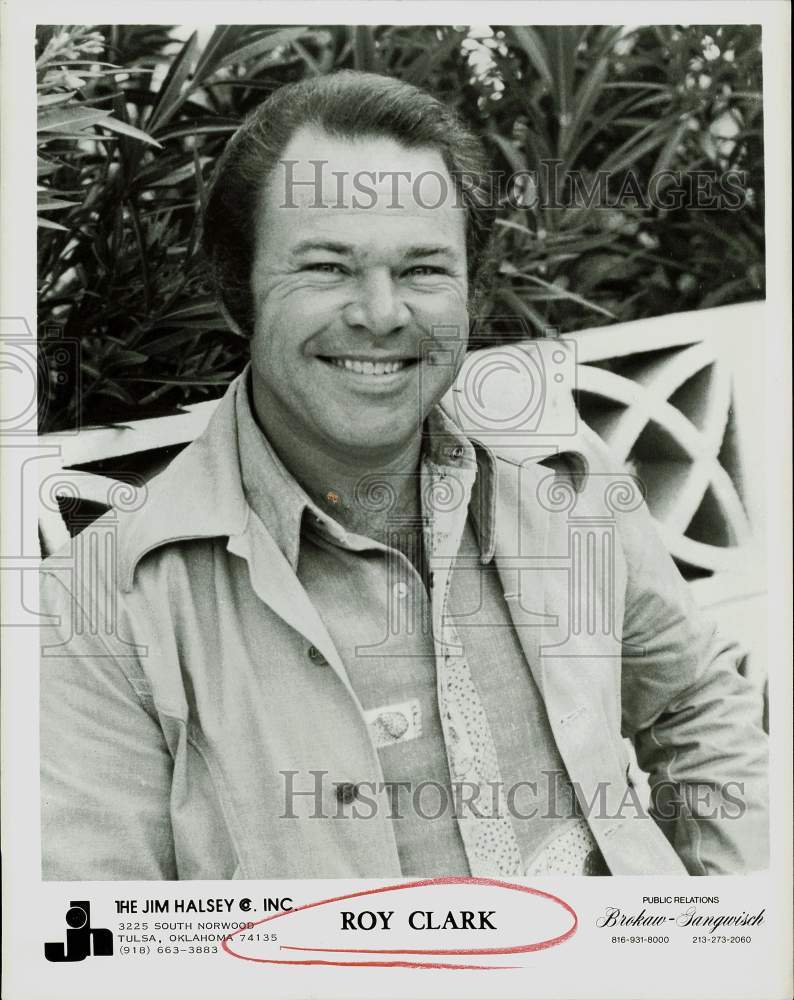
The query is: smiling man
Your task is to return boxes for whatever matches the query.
[39,71,767,880]
[243,123,471,556]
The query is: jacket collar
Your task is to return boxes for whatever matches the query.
[117,372,250,592]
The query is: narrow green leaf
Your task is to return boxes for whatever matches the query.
[142,328,217,356]
[98,116,162,148]
[37,90,78,107]
[37,131,118,142]
[353,26,379,72]
[147,31,200,134]
[549,26,578,123]
[401,28,467,86]
[564,58,609,162]
[124,197,151,313]
[154,119,238,142]
[510,270,617,319]
[293,39,324,77]
[497,287,548,332]
[156,297,222,321]
[600,119,680,174]
[192,25,240,83]
[587,24,626,63]
[487,131,529,173]
[200,77,279,93]
[700,278,754,309]
[651,117,691,176]
[97,382,138,405]
[38,105,112,131]
[37,197,80,210]
[152,317,227,332]
[144,158,210,188]
[508,26,554,92]
[104,349,152,367]
[211,27,308,73]
[565,89,662,167]
[37,215,69,230]
[192,147,208,216]
[496,218,535,237]
[601,81,669,91]
[37,157,60,175]
[119,373,235,385]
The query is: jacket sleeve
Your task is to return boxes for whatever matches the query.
[39,562,177,880]
[613,477,768,874]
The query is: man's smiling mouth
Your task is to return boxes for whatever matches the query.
[320,357,417,376]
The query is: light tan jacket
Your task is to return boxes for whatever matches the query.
[40,364,768,879]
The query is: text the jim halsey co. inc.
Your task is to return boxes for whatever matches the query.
[115,897,292,914]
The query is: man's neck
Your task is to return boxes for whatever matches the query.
[250,380,423,548]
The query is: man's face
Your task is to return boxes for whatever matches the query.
[249,126,469,463]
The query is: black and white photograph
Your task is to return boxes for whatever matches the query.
[2,4,791,999]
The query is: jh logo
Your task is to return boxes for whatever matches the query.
[44,901,113,962]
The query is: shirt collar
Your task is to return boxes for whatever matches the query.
[422,405,498,563]
[235,368,345,571]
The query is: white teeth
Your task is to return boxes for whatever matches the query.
[328,358,408,375]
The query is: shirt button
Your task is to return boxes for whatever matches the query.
[393,582,409,600]
[307,645,328,665]
[336,782,358,804]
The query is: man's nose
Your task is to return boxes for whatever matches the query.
[342,270,411,337]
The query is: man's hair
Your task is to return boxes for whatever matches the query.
[201,70,496,338]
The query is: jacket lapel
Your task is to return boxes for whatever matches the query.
[492,454,687,875]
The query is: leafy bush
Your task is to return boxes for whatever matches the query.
[37,24,764,432]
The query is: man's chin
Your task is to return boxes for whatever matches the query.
[319,415,424,462]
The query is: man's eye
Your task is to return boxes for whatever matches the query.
[303,262,345,274]
[405,265,446,277]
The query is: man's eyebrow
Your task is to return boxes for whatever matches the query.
[288,240,459,260]
[290,240,353,256]
[403,245,457,260]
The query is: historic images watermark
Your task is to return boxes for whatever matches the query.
[279,768,749,822]
[278,161,750,213]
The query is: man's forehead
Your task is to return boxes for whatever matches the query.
[264,125,463,215]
